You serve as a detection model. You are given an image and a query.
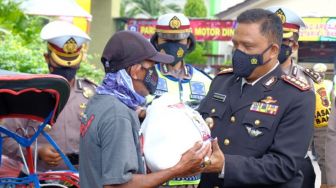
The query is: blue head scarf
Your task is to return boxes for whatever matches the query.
[96,69,146,110]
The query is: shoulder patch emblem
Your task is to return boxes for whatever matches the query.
[217,68,233,75]
[303,68,322,83]
[281,75,311,91]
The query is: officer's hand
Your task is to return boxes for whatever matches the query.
[203,138,224,173]
[38,144,62,167]
[171,141,211,177]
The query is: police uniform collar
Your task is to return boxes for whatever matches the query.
[241,62,280,87]
[159,62,192,80]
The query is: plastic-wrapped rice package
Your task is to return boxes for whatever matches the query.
[141,93,211,172]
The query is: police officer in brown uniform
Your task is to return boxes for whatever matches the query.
[1,20,96,171]
[268,7,328,188]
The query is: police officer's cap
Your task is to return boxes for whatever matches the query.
[156,13,192,40]
[40,20,91,67]
[267,7,306,39]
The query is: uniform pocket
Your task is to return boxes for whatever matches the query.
[198,97,227,119]
[242,112,276,151]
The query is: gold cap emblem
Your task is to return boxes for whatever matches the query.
[169,16,181,29]
[275,8,286,24]
[177,47,184,58]
[63,38,78,53]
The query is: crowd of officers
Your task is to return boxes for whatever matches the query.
[1,5,336,188]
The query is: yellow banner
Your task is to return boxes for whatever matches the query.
[299,17,336,41]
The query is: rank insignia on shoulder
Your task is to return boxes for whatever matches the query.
[84,78,98,87]
[80,103,87,109]
[217,68,233,75]
[281,75,311,91]
[303,68,322,83]
[83,87,94,99]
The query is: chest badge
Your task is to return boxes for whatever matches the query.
[246,126,263,137]
[261,96,277,104]
[250,102,279,115]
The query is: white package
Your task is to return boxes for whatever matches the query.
[141,94,211,172]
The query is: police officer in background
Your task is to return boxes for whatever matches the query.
[313,63,333,100]
[198,8,315,188]
[149,13,212,109]
[2,20,96,171]
[148,13,212,188]
[326,100,336,188]
[268,7,329,188]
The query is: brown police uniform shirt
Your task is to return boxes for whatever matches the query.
[1,78,96,172]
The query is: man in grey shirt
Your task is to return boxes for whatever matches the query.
[79,31,211,188]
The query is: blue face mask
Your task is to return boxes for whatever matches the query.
[157,41,188,66]
[232,44,273,78]
[278,44,292,64]
[49,65,78,81]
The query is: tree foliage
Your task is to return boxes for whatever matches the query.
[183,0,208,65]
[184,0,207,18]
[121,0,181,18]
[184,43,207,64]
[0,0,104,83]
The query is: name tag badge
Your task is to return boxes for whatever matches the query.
[212,92,226,102]
[250,102,279,115]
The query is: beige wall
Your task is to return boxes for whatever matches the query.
[89,0,120,66]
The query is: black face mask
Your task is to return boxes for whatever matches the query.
[278,44,292,64]
[49,64,78,81]
[143,66,158,95]
[157,41,188,66]
[232,44,272,78]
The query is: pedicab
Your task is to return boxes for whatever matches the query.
[0,71,80,187]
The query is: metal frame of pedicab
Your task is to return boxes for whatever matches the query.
[0,73,80,187]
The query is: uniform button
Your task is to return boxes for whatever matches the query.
[224,139,230,146]
[230,116,236,123]
[211,108,216,113]
[254,119,261,126]
[205,117,214,129]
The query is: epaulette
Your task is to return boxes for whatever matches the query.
[281,75,311,91]
[77,78,97,99]
[83,78,98,88]
[303,68,322,83]
[217,68,233,75]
